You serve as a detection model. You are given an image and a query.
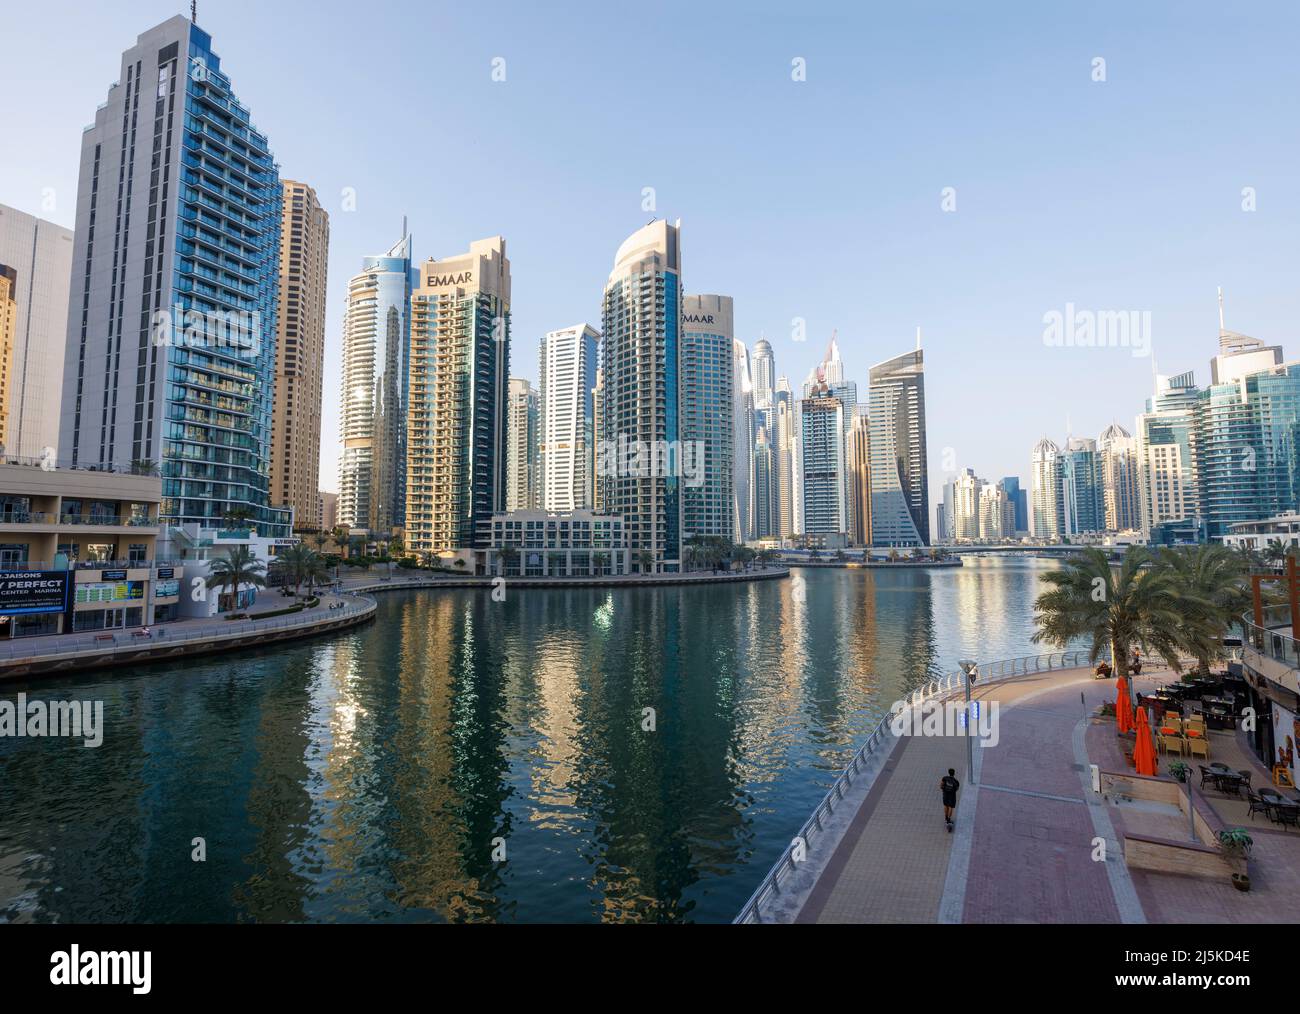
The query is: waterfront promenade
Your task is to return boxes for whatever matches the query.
[765,664,1300,924]
[0,590,375,679]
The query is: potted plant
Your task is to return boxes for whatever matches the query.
[1216,828,1253,891]
[1167,760,1190,783]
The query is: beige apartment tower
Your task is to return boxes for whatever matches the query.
[406,237,511,556]
[271,181,329,529]
[0,266,16,449]
[0,204,73,459]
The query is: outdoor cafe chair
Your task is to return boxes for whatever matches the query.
[1187,736,1209,760]
[1272,803,1300,830]
[1246,790,1272,822]
[1159,735,1184,757]
[1198,765,1216,790]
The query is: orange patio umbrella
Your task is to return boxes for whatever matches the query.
[1133,706,1158,776]
[1115,675,1133,735]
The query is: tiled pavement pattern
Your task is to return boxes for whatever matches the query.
[1086,701,1300,923]
[796,664,1300,923]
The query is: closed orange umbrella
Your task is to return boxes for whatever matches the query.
[1133,706,1158,776]
[1115,675,1133,735]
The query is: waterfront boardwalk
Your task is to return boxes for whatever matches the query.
[0,590,374,679]
[791,664,1300,924]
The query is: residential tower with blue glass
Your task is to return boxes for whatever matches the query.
[681,294,734,540]
[59,15,289,537]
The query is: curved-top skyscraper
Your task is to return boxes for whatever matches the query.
[338,233,414,535]
[867,345,929,546]
[598,221,682,572]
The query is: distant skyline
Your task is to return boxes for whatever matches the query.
[3,0,1298,518]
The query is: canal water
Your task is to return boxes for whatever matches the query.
[0,556,1056,923]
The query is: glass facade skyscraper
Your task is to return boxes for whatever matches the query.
[1198,364,1300,539]
[1061,437,1104,535]
[598,221,682,572]
[867,346,929,546]
[800,385,847,537]
[60,16,289,535]
[681,295,735,540]
[338,233,414,535]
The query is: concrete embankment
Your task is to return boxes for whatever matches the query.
[0,596,376,680]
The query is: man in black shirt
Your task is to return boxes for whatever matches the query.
[940,768,960,831]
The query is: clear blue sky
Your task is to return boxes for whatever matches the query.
[3,0,1298,514]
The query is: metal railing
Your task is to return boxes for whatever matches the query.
[0,592,376,662]
[1240,605,1300,669]
[732,649,1092,925]
[0,559,186,572]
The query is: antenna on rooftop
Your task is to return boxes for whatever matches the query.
[191,0,197,23]
[916,326,922,350]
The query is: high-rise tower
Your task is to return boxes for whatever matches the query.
[681,295,735,539]
[406,237,511,555]
[867,344,929,546]
[271,181,329,530]
[598,221,682,572]
[338,232,414,535]
[59,17,288,534]
[539,323,600,511]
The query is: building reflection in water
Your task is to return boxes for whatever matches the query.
[0,557,1057,923]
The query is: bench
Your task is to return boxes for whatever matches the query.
[94,634,114,644]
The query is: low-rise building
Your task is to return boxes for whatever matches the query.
[1221,514,1300,554]
[163,523,298,617]
[0,461,182,636]
[484,510,629,577]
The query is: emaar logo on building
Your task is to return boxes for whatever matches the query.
[683,313,716,325]
[426,270,473,287]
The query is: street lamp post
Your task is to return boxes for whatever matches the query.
[959,659,979,786]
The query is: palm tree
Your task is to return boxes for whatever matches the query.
[1032,546,1189,697]
[498,544,519,576]
[1158,544,1251,676]
[299,550,331,598]
[1263,538,1289,571]
[592,551,610,576]
[637,550,653,574]
[205,546,267,616]
[129,458,159,476]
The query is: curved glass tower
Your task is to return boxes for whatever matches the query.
[867,347,929,546]
[338,234,413,534]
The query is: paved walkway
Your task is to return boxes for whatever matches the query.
[793,664,1293,923]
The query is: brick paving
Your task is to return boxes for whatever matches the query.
[793,663,1300,923]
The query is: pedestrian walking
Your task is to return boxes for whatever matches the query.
[940,768,960,831]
